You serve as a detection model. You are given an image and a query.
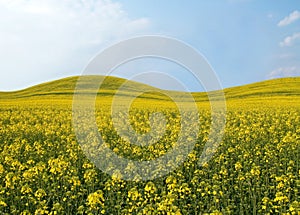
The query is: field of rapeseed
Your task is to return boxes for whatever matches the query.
[0,76,299,214]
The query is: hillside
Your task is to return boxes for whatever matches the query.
[0,76,158,99]
[0,76,299,108]
[223,77,300,98]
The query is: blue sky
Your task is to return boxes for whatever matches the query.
[0,0,299,91]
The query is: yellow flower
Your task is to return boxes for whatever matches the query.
[250,166,260,176]
[0,200,7,207]
[0,164,4,174]
[144,181,157,194]
[235,162,242,171]
[87,190,105,209]
[128,187,140,201]
[273,192,289,203]
[21,184,32,194]
[35,188,47,200]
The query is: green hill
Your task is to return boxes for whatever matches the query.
[0,76,157,99]
[223,77,300,98]
[0,76,299,108]
[222,77,300,108]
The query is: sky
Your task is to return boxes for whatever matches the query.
[0,0,299,91]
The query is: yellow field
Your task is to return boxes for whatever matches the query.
[0,76,299,214]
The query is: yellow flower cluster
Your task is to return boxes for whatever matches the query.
[0,102,298,214]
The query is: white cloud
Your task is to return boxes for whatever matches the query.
[268,67,300,79]
[278,10,300,27]
[279,32,300,47]
[0,0,151,91]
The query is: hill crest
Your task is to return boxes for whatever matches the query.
[0,76,299,105]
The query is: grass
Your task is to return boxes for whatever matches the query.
[0,76,299,110]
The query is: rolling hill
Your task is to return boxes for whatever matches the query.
[0,76,299,108]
